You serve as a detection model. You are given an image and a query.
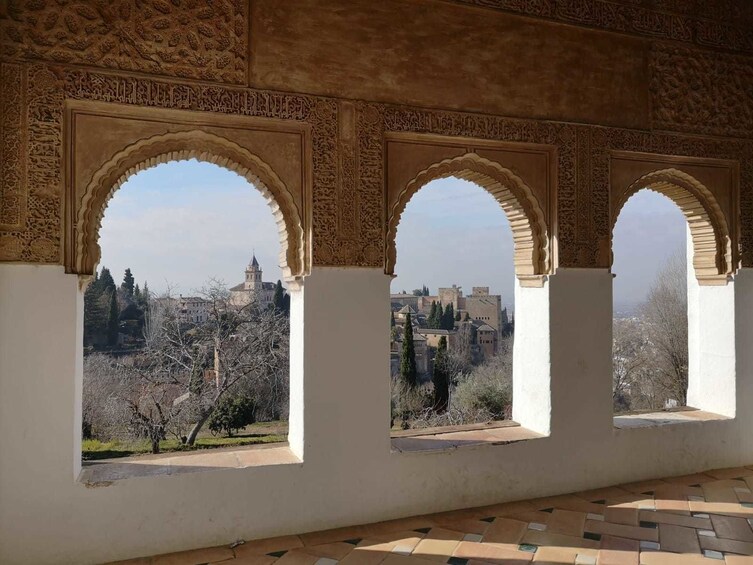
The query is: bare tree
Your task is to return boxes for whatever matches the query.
[612,318,646,412]
[84,280,289,453]
[640,253,688,406]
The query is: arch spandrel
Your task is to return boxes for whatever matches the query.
[385,152,551,286]
[612,168,733,285]
[68,130,306,281]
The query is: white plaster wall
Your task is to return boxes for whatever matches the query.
[687,233,736,416]
[1,265,752,565]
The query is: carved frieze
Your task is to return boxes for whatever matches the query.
[0,62,26,231]
[448,0,753,54]
[0,0,248,84]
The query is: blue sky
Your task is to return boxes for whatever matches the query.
[99,161,687,310]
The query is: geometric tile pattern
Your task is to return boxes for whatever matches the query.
[109,466,753,565]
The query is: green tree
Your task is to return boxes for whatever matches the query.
[106,289,120,346]
[436,304,444,329]
[273,280,285,312]
[423,285,430,296]
[83,273,107,345]
[433,336,450,412]
[121,268,135,296]
[208,395,256,437]
[428,301,438,328]
[400,312,418,387]
[391,310,396,327]
[134,283,141,301]
[455,310,461,321]
[98,267,116,293]
[442,304,455,330]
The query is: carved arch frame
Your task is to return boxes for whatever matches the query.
[67,129,307,282]
[386,152,551,287]
[612,168,733,284]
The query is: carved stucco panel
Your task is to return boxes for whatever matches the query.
[1,0,248,84]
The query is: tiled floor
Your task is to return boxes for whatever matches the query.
[110,464,753,565]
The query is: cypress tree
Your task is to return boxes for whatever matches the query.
[390,310,396,327]
[134,283,141,301]
[400,312,418,387]
[121,268,135,296]
[428,301,438,329]
[455,309,461,321]
[99,267,116,293]
[433,336,449,412]
[273,280,285,312]
[282,293,290,315]
[436,303,444,329]
[106,290,120,346]
[443,304,455,330]
[423,285,430,296]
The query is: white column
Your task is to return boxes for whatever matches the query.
[295,267,392,463]
[686,233,736,417]
[512,278,551,435]
[549,269,614,437]
[734,268,753,424]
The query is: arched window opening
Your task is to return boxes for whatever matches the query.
[390,177,518,437]
[81,160,291,461]
[612,189,691,420]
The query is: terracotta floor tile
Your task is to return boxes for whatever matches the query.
[269,551,319,565]
[453,541,534,563]
[474,501,538,519]
[688,500,753,518]
[597,535,639,565]
[434,518,489,535]
[583,520,658,542]
[531,496,606,516]
[574,487,632,503]
[706,468,753,480]
[483,518,529,544]
[638,509,712,530]
[521,530,600,550]
[547,509,587,536]
[411,537,461,561]
[337,549,391,565]
[603,507,639,527]
[664,473,716,486]
[700,534,753,555]
[301,526,372,547]
[724,556,753,564]
[617,480,668,495]
[302,542,356,560]
[424,527,465,541]
[151,546,235,565]
[375,554,438,565]
[639,552,721,564]
[366,518,435,536]
[223,556,277,565]
[531,545,580,563]
[710,514,753,542]
[235,536,304,557]
[657,523,701,553]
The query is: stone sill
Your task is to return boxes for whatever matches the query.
[614,408,730,430]
[79,442,298,485]
[391,420,545,453]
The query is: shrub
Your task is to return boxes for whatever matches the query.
[208,395,256,437]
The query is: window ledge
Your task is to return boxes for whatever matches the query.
[391,421,545,453]
[614,408,730,430]
[78,442,299,485]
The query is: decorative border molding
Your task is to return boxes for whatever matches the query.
[614,168,733,284]
[385,152,550,286]
[69,129,305,279]
[0,62,26,231]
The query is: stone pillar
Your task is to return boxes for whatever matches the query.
[513,270,613,437]
[549,269,614,438]
[292,267,392,463]
[687,233,736,417]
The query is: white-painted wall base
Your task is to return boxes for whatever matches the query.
[1,265,752,565]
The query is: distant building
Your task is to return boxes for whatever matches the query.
[178,296,210,324]
[391,283,509,355]
[229,254,276,309]
[390,326,429,376]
